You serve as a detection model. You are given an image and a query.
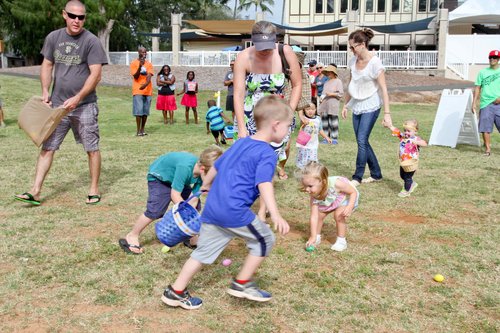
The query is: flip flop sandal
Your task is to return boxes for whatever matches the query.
[14,192,41,206]
[118,238,143,255]
[483,152,491,157]
[86,195,101,205]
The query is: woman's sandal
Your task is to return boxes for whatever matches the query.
[483,152,491,157]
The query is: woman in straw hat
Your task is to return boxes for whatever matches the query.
[318,65,343,144]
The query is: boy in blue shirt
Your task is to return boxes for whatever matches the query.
[119,146,222,254]
[162,95,293,310]
[205,99,232,146]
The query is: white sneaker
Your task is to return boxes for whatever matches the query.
[408,181,418,194]
[361,177,382,184]
[331,240,347,252]
[315,234,322,246]
[350,180,360,187]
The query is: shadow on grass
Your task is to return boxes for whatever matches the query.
[455,144,483,153]
[40,165,133,202]
[382,177,402,192]
[100,165,134,190]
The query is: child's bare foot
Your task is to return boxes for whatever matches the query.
[277,166,288,180]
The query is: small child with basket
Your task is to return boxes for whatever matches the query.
[300,162,359,252]
[119,146,223,254]
[296,103,332,170]
[390,119,427,198]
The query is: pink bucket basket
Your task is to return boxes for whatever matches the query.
[296,130,311,146]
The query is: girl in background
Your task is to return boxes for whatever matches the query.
[156,65,176,125]
[296,103,331,170]
[300,162,359,252]
[178,71,198,124]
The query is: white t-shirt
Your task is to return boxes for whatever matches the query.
[346,55,385,114]
[296,115,322,149]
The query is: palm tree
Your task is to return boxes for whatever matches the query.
[233,0,238,18]
[238,0,274,15]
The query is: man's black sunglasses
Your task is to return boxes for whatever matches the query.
[66,11,86,20]
[489,56,499,60]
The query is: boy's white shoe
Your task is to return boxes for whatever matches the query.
[331,239,347,252]
[350,180,360,187]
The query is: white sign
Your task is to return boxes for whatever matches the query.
[429,89,480,148]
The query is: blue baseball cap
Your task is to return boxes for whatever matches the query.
[252,33,276,51]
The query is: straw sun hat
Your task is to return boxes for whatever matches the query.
[321,65,338,76]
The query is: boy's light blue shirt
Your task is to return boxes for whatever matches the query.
[147,152,201,193]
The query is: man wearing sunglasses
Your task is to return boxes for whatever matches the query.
[472,50,500,157]
[15,0,108,206]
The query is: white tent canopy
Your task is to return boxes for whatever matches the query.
[449,0,500,24]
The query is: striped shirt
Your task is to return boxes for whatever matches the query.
[206,106,225,131]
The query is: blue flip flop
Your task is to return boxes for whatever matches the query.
[14,192,41,206]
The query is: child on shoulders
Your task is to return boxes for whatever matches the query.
[163,95,293,310]
[300,162,359,252]
[206,99,232,146]
[389,119,427,197]
[296,103,332,170]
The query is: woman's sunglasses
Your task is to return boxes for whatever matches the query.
[65,11,86,20]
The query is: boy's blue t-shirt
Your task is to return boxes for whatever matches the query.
[206,106,225,131]
[147,152,201,193]
[201,137,277,228]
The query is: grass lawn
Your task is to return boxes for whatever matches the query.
[0,74,498,332]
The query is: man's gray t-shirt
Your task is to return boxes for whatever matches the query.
[224,70,234,96]
[41,28,107,107]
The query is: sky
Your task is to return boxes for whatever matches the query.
[226,0,285,24]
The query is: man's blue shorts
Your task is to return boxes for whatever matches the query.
[133,95,152,116]
[479,103,500,133]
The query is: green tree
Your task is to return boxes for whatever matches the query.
[237,0,274,15]
[0,0,128,64]
[0,0,65,64]
[111,0,232,51]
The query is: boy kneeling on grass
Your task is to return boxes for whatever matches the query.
[163,95,293,310]
[119,146,223,254]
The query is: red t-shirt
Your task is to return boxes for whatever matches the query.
[307,69,321,97]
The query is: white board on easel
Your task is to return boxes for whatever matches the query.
[429,89,480,148]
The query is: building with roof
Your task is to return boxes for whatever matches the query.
[282,0,468,50]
